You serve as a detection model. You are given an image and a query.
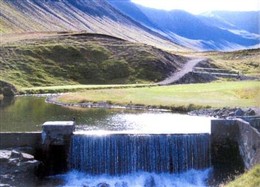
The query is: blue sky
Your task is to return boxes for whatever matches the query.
[131,0,260,14]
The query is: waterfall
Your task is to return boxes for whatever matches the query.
[69,134,210,175]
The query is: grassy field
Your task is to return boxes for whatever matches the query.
[20,84,154,94]
[57,81,260,109]
[225,165,260,187]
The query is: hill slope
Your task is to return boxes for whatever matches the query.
[0,33,188,87]
[0,0,183,51]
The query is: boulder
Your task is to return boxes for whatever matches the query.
[234,108,245,116]
[0,150,40,187]
[2,87,15,97]
[245,109,256,116]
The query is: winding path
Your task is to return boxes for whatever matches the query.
[158,58,206,85]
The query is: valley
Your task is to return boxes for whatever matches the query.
[0,1,259,186]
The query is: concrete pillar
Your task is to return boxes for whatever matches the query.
[42,121,75,146]
[40,121,75,176]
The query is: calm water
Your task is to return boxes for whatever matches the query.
[0,96,211,133]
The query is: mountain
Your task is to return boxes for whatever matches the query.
[0,0,183,51]
[200,11,260,35]
[107,0,259,51]
[1,0,259,51]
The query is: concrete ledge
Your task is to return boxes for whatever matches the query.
[42,121,75,133]
[0,132,41,149]
[42,121,75,145]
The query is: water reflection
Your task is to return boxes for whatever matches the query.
[0,97,117,132]
[0,96,211,133]
[0,96,15,108]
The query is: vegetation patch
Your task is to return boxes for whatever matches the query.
[203,49,260,77]
[225,165,260,187]
[20,84,154,94]
[57,81,260,109]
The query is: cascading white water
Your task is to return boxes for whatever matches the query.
[69,134,210,175]
[60,169,212,187]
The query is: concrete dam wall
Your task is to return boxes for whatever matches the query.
[0,118,259,176]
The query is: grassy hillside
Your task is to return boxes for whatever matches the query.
[57,81,260,109]
[203,49,260,77]
[0,33,187,88]
[225,165,260,187]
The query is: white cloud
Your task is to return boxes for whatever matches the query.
[131,0,260,14]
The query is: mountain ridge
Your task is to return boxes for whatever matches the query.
[108,0,260,51]
[0,0,184,51]
[1,0,259,51]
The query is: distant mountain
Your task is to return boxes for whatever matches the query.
[200,11,260,35]
[108,0,260,51]
[1,0,259,51]
[0,0,183,51]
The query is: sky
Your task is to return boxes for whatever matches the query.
[131,0,260,14]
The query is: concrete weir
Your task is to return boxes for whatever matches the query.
[0,118,259,177]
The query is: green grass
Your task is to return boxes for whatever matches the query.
[225,165,260,187]
[57,81,260,109]
[203,49,260,77]
[20,84,154,94]
[0,34,185,88]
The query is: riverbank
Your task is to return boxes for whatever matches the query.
[53,81,259,112]
[46,94,260,118]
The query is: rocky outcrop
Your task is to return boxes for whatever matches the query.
[0,150,40,187]
[189,107,257,118]
[0,81,17,97]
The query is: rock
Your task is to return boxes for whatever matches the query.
[234,108,245,116]
[10,150,22,159]
[0,150,11,163]
[21,152,34,161]
[0,184,11,187]
[0,150,40,187]
[2,87,15,97]
[190,107,257,118]
[245,109,256,116]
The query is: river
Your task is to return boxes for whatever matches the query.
[0,96,211,133]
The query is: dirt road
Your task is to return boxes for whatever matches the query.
[158,58,206,85]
